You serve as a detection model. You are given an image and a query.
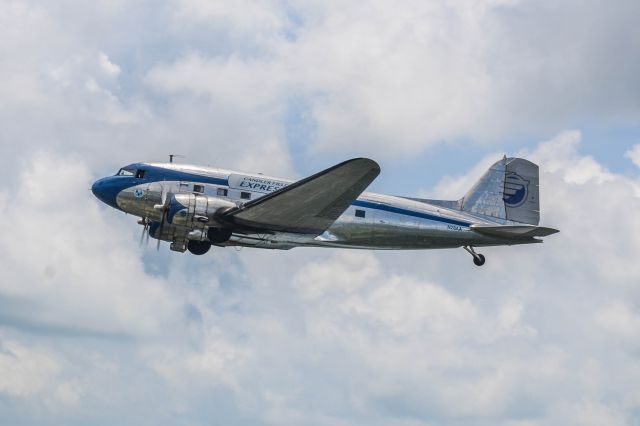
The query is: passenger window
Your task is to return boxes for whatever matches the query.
[355,209,366,218]
[217,188,228,197]
[135,169,146,179]
[193,184,204,193]
[240,192,251,200]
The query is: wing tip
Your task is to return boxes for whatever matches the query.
[348,157,381,174]
[544,227,560,235]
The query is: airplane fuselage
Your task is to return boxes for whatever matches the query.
[92,162,540,253]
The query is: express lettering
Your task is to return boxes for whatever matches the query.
[239,180,283,192]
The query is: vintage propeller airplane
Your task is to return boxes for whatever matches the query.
[91,156,558,266]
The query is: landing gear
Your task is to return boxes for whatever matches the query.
[463,246,486,267]
[187,240,211,255]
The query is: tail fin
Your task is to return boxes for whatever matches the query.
[461,157,540,225]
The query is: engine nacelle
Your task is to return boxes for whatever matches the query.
[167,193,236,227]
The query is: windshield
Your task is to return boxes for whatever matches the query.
[117,168,134,176]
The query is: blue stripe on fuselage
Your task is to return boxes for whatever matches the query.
[352,200,471,227]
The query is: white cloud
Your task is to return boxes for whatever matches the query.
[0,152,181,336]
[147,52,285,112]
[3,0,640,174]
[98,52,121,77]
[595,301,640,339]
[0,339,60,397]
[626,144,640,168]
[230,131,640,424]
[140,321,251,392]
[48,380,84,407]
[143,0,640,157]
[1,0,640,424]
[174,0,288,38]
[1,133,640,423]
[292,251,378,299]
[342,274,478,335]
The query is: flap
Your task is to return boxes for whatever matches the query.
[223,158,380,234]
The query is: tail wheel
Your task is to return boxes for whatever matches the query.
[473,253,486,266]
[187,240,211,255]
[463,246,486,267]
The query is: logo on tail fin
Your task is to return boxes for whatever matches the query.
[503,172,529,207]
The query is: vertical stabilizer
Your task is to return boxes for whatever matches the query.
[461,157,540,225]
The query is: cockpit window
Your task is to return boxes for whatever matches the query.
[135,169,146,179]
[117,168,134,176]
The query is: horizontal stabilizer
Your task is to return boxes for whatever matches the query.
[471,224,559,238]
[223,158,380,234]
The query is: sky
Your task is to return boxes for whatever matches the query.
[1,0,640,424]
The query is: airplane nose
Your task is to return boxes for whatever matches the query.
[91,179,101,197]
[91,177,120,209]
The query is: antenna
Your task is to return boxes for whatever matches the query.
[169,154,185,163]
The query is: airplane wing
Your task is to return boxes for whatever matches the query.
[221,158,380,234]
[470,224,559,238]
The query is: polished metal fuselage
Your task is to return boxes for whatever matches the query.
[104,162,536,251]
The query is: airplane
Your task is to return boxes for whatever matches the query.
[91,156,558,266]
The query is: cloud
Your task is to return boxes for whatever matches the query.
[0,152,181,337]
[173,0,290,39]
[142,0,640,157]
[0,0,295,181]
[0,339,60,398]
[98,52,121,77]
[626,144,640,168]
[3,0,639,175]
[225,131,640,424]
[1,0,640,424]
[2,129,640,424]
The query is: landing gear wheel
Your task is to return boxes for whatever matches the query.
[463,246,486,267]
[187,240,211,255]
[473,253,486,266]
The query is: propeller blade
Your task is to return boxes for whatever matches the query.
[138,217,149,247]
[157,211,166,251]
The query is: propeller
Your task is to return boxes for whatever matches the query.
[138,217,150,247]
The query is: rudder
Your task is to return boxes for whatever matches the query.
[504,158,539,225]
